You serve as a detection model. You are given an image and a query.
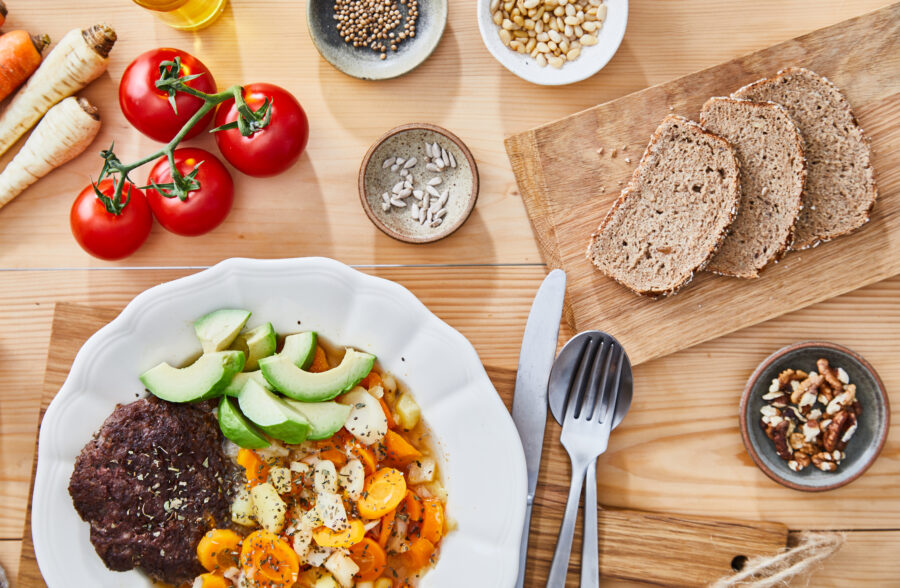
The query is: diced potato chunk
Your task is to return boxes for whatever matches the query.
[250,482,287,534]
[408,457,436,484]
[314,460,339,494]
[367,384,384,399]
[291,516,315,562]
[306,546,334,567]
[315,574,340,588]
[374,580,393,588]
[268,466,292,495]
[381,373,398,395]
[231,486,254,526]
[340,387,387,446]
[325,550,360,588]
[338,459,364,500]
[316,491,349,531]
[395,393,421,430]
[290,460,310,474]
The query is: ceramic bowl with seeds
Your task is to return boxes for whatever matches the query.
[359,123,479,243]
[477,0,628,86]
[740,341,890,492]
[307,0,448,80]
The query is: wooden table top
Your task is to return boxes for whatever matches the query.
[1,1,897,586]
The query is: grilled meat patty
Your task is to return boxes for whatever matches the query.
[68,396,238,585]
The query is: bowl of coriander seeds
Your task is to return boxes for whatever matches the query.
[307,0,448,80]
[478,0,628,85]
[359,123,479,244]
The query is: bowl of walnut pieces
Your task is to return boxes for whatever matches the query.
[740,341,890,491]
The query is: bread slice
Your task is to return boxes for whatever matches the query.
[731,67,877,249]
[587,115,741,297]
[699,97,806,278]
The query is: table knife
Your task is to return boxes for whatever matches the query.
[512,268,566,588]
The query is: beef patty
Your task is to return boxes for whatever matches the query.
[68,396,238,585]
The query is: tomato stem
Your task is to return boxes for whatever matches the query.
[95,60,268,214]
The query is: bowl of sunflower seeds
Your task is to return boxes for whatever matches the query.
[307,0,448,79]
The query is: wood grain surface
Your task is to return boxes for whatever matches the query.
[1,0,899,586]
[505,4,900,365]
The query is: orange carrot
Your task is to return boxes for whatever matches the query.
[240,530,299,587]
[236,448,269,488]
[379,397,397,429]
[404,537,435,570]
[312,520,365,548]
[345,439,377,476]
[360,371,382,390]
[357,468,407,519]
[349,537,387,581]
[196,573,228,588]
[419,498,444,544]
[318,447,348,469]
[308,345,329,372]
[403,490,423,522]
[384,430,422,465]
[377,508,395,548]
[0,31,49,102]
[197,529,242,572]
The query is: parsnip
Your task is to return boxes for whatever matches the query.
[0,24,114,159]
[0,97,100,209]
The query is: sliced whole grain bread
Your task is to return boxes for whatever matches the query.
[731,67,877,249]
[587,115,741,297]
[699,97,807,278]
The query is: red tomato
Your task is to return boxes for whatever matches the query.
[146,148,234,236]
[213,83,309,177]
[119,48,217,143]
[70,180,153,260]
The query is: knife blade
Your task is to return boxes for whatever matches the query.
[511,268,566,588]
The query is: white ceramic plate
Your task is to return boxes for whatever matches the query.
[32,257,526,588]
[477,0,628,86]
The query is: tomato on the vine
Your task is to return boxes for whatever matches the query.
[119,48,217,143]
[146,148,234,236]
[70,180,153,260]
[214,83,309,177]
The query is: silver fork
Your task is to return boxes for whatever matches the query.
[546,336,623,587]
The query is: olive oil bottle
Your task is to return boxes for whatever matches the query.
[132,0,228,32]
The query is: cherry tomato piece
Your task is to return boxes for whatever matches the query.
[213,83,309,177]
[119,48,217,143]
[70,180,152,260]
[146,148,234,236]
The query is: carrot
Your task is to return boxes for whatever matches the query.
[196,573,228,588]
[312,519,365,548]
[357,468,407,519]
[308,345,329,372]
[359,371,382,390]
[379,397,397,430]
[349,537,387,581]
[377,508,395,548]
[0,31,49,102]
[383,430,422,465]
[0,24,115,160]
[197,529,242,572]
[403,490,423,522]
[404,537,435,570]
[240,530,299,587]
[419,498,444,544]
[0,97,101,209]
[236,448,269,487]
[318,447,348,469]
[346,440,377,476]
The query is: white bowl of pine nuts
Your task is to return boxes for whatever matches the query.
[478,0,627,85]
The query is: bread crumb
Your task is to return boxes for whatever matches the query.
[624,157,632,164]
[596,147,604,154]
[610,149,618,158]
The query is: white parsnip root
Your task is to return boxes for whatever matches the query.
[0,97,101,209]
[0,24,114,159]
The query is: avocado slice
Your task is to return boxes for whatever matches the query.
[218,396,270,449]
[259,348,375,402]
[194,309,251,353]
[231,322,277,371]
[282,399,351,440]
[140,350,245,403]
[238,379,310,443]
[222,370,273,397]
[280,332,318,369]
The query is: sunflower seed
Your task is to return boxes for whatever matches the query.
[381,192,390,203]
[382,157,395,169]
[433,142,441,155]
[412,190,424,200]
[399,168,409,177]
[431,219,443,228]
[435,208,448,220]
[404,157,417,169]
[396,157,405,165]
[441,148,450,167]
[392,182,404,194]
[425,143,433,158]
[426,185,440,197]
[427,177,442,186]
[391,164,400,172]
[425,163,441,173]
[398,188,412,198]
[429,199,441,213]
[437,190,449,207]
[423,193,430,211]
[426,208,433,224]
[390,198,407,207]
[404,178,413,189]
[435,158,445,171]
[449,151,457,168]
[381,202,391,212]
[419,206,426,223]
[410,203,420,218]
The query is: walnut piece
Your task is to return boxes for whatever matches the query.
[812,452,837,472]
[817,358,845,394]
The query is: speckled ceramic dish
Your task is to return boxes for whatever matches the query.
[359,123,479,243]
[740,341,889,492]
[307,0,448,80]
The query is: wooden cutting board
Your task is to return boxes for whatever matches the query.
[505,4,900,366]
[18,303,787,587]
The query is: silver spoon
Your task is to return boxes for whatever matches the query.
[547,331,632,587]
